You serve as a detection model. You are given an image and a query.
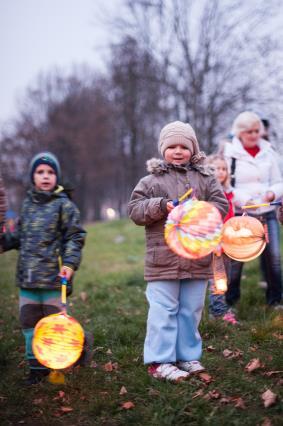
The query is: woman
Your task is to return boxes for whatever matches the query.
[224,111,283,308]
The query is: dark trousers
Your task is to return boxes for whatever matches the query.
[226,211,282,306]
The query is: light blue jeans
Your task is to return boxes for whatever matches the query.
[144,279,207,364]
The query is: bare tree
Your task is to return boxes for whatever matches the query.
[0,68,117,220]
[109,35,170,212]
[107,0,283,152]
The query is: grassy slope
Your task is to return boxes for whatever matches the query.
[0,219,282,425]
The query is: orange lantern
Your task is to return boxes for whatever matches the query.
[32,312,84,369]
[32,275,85,369]
[221,215,266,262]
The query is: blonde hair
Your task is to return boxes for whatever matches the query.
[206,154,230,189]
[231,111,263,138]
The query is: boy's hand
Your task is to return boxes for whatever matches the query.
[60,265,74,281]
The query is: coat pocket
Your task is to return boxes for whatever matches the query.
[146,245,178,267]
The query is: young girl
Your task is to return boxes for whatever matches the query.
[1,152,87,384]
[128,121,228,383]
[206,154,238,325]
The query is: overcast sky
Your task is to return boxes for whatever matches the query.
[0,0,113,127]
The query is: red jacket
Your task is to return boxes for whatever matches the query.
[224,190,234,222]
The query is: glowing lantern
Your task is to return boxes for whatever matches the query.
[32,312,84,369]
[212,253,228,294]
[221,215,266,262]
[33,274,85,370]
[165,199,223,259]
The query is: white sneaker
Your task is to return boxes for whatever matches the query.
[148,363,190,383]
[177,360,205,374]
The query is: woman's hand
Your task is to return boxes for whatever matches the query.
[263,191,275,203]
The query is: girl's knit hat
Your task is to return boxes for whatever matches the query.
[158,121,206,163]
[29,152,61,183]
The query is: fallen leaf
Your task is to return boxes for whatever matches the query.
[80,291,87,302]
[220,396,232,404]
[106,348,112,355]
[119,386,127,395]
[261,389,277,408]
[206,345,216,352]
[223,348,243,359]
[261,417,272,426]
[103,361,113,372]
[272,332,283,340]
[192,389,204,399]
[33,398,43,405]
[263,370,283,377]
[148,388,160,397]
[232,397,246,409]
[93,346,104,353]
[121,401,135,410]
[223,349,233,358]
[245,358,262,373]
[204,390,221,400]
[60,406,73,413]
[198,372,213,383]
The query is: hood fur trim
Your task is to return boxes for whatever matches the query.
[146,158,212,176]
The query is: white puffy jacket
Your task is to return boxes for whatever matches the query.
[224,137,283,215]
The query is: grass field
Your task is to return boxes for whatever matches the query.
[0,219,282,425]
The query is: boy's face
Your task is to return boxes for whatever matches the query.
[164,144,192,165]
[33,164,57,192]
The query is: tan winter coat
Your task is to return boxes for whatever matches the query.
[128,159,229,282]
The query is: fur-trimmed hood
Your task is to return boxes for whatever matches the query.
[146,158,213,176]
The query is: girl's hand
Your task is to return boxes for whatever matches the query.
[263,191,275,203]
[60,265,74,281]
[166,201,175,212]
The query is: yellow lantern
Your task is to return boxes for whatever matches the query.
[32,312,84,369]
[221,215,266,262]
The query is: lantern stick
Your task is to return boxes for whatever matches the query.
[61,274,67,311]
[242,200,282,210]
[173,188,193,206]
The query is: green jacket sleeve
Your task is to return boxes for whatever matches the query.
[60,200,86,270]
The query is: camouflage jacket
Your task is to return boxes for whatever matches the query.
[2,186,86,290]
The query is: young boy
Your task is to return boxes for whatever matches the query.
[1,152,86,384]
[128,121,228,383]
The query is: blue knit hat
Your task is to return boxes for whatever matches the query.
[30,152,61,183]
